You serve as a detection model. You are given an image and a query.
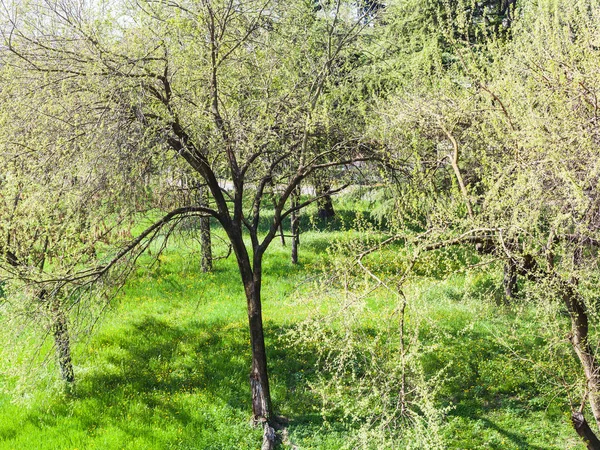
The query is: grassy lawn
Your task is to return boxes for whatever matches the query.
[0,209,586,449]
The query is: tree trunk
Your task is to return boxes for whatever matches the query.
[565,285,600,430]
[51,296,74,383]
[199,186,212,273]
[503,259,518,301]
[278,222,286,247]
[291,213,299,265]
[566,248,600,431]
[572,411,600,450]
[245,270,273,422]
[316,183,335,219]
[227,228,273,422]
[200,216,212,273]
[291,188,300,265]
[273,198,286,247]
[261,423,277,450]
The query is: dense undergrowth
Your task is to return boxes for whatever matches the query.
[0,205,587,449]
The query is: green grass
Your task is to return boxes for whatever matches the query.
[0,211,587,449]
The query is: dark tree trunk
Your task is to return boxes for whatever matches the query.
[291,212,299,265]
[278,222,286,247]
[518,254,538,279]
[503,259,518,300]
[572,411,600,450]
[227,227,273,422]
[291,188,300,265]
[51,297,74,383]
[279,222,285,247]
[273,198,286,247]
[566,249,600,431]
[245,272,273,421]
[199,186,212,273]
[316,183,335,219]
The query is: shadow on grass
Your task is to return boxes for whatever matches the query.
[17,315,329,447]
[447,414,548,450]
[82,317,248,401]
[421,322,557,450]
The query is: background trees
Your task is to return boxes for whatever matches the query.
[360,0,600,444]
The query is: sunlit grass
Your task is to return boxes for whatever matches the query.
[0,208,586,449]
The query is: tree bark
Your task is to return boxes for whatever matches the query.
[273,198,286,247]
[291,188,300,265]
[200,215,212,272]
[51,296,74,383]
[316,183,335,219]
[228,227,273,422]
[261,423,277,450]
[566,248,600,431]
[291,212,299,265]
[199,186,212,273]
[572,411,600,450]
[441,124,474,220]
[278,222,286,246]
[503,259,518,301]
[246,272,273,421]
[565,285,600,431]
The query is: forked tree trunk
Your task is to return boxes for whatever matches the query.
[51,296,74,383]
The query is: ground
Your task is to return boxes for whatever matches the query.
[0,208,586,449]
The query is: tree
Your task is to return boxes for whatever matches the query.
[370,0,600,445]
[0,0,376,441]
[0,56,164,385]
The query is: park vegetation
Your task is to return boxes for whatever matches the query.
[1,0,600,448]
